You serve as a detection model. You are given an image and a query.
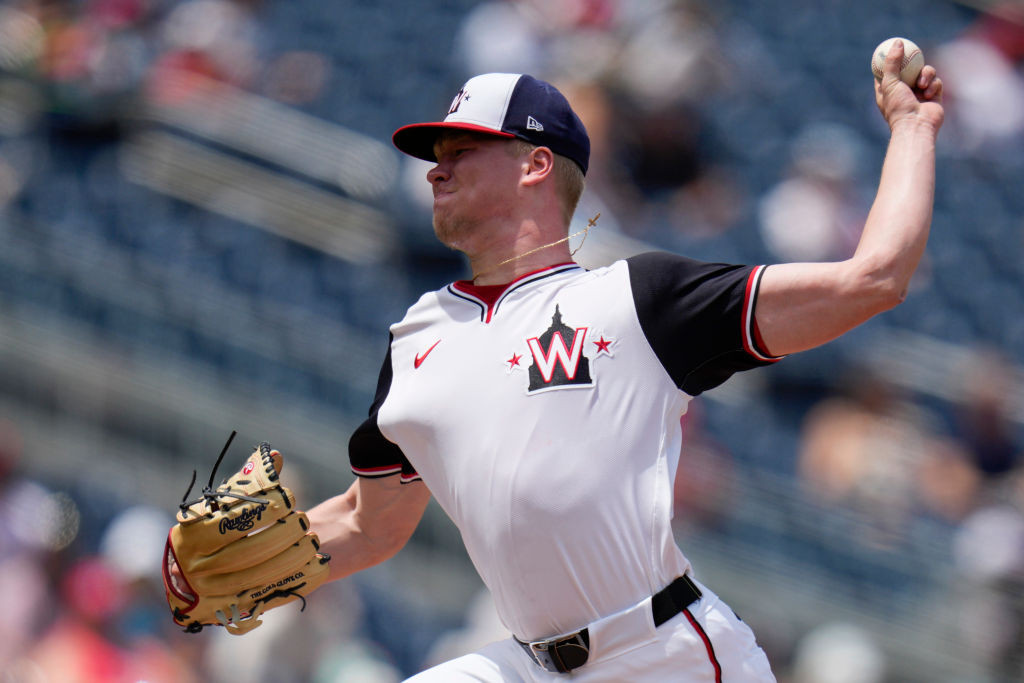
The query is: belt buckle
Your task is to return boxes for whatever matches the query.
[527,631,589,674]
[527,638,559,673]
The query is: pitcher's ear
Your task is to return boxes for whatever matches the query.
[522,145,554,186]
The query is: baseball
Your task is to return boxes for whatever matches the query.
[871,37,925,86]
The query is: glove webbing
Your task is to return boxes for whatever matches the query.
[178,432,279,515]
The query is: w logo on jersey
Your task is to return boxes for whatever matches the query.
[526,305,592,393]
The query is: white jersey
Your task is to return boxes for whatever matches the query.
[349,252,780,641]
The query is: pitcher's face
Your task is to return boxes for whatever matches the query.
[427,133,525,250]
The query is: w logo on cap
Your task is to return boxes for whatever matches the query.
[392,73,590,175]
[448,89,470,115]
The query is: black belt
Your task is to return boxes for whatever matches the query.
[515,575,703,674]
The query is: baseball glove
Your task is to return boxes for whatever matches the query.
[162,432,331,635]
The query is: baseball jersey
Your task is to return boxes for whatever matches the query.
[349,251,781,640]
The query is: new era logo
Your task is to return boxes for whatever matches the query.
[526,116,544,132]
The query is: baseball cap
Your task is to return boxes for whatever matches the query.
[392,73,590,175]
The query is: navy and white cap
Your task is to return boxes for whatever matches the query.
[392,73,590,175]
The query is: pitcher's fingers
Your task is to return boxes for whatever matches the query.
[922,74,943,101]
[884,39,905,78]
[916,65,936,90]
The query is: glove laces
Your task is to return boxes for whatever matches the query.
[178,431,271,514]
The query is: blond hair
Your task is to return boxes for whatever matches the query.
[508,139,585,227]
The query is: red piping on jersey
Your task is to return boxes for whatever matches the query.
[453,283,505,323]
[752,318,771,356]
[683,608,723,683]
[351,464,402,476]
[353,464,422,484]
[451,262,578,323]
[741,265,783,363]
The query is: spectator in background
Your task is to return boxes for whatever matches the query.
[100,505,206,680]
[261,50,331,108]
[0,421,53,672]
[932,3,1024,161]
[758,123,869,263]
[790,622,887,683]
[955,349,1022,482]
[953,496,1024,680]
[453,0,740,244]
[452,0,549,77]
[797,369,977,542]
[947,348,1024,680]
[20,556,131,683]
[2,473,203,681]
[32,0,149,138]
[19,553,198,682]
[589,0,739,242]
[146,0,264,104]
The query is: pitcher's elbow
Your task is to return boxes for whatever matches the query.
[849,266,909,317]
[876,280,906,308]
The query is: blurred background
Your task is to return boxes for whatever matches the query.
[0,0,1022,681]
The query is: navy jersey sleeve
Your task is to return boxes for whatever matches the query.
[627,251,782,396]
[348,334,420,483]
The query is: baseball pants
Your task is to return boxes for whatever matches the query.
[405,580,776,682]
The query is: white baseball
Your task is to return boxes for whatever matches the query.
[871,37,924,86]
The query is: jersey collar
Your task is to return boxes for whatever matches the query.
[448,262,582,323]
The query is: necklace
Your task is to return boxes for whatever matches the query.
[472,213,601,283]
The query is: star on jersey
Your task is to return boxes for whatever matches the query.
[592,335,614,357]
[505,352,523,374]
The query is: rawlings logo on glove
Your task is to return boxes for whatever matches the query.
[218,503,268,534]
[162,432,331,635]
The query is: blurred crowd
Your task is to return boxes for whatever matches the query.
[0,417,415,682]
[665,348,1024,681]
[440,0,747,250]
[0,0,1022,681]
[794,351,1024,680]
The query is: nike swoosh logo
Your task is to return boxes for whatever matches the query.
[414,340,441,369]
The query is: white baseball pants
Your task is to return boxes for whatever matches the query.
[405,580,776,682]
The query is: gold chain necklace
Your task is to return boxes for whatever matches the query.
[472,213,601,283]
